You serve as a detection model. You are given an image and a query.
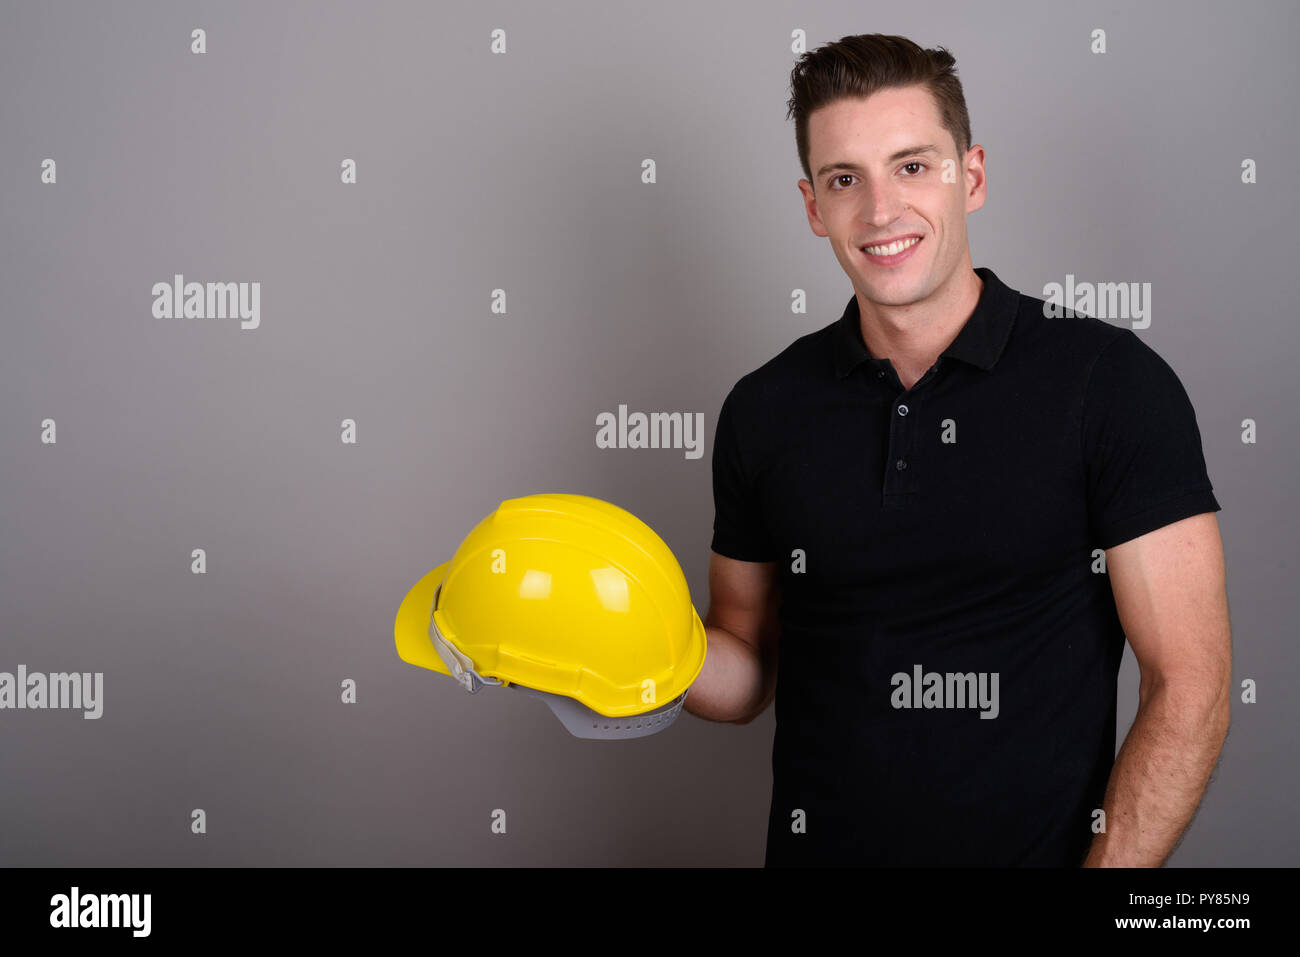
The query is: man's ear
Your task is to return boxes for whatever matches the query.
[798,179,828,238]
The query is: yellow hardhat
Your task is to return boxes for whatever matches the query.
[395,493,707,739]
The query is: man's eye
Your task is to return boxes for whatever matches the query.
[831,164,925,189]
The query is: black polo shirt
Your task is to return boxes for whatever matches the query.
[710,266,1221,867]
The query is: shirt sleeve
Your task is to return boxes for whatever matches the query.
[710,386,777,562]
[1083,330,1221,550]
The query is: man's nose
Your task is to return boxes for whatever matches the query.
[863,185,907,226]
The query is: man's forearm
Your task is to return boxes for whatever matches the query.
[1083,680,1229,867]
[683,626,773,724]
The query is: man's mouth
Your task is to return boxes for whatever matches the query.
[860,235,923,266]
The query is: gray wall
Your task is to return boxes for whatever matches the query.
[1,0,1294,866]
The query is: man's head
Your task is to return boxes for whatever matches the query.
[787,34,985,309]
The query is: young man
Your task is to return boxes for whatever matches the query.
[684,34,1231,867]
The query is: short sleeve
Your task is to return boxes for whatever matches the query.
[710,387,776,562]
[1083,330,1221,550]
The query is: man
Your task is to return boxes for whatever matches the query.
[684,34,1231,867]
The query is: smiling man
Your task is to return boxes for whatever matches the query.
[684,33,1231,867]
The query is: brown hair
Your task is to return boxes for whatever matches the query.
[786,34,972,186]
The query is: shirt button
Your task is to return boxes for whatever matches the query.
[897,404,909,416]
[876,370,885,378]
[895,459,907,470]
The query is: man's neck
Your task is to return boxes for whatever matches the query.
[856,266,985,390]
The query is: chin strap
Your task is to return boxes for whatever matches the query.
[428,584,503,694]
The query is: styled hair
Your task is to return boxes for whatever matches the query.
[786,34,972,185]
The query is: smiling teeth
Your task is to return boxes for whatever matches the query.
[864,237,920,256]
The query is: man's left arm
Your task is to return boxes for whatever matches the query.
[1083,511,1232,867]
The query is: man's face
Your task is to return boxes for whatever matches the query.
[798,85,985,308]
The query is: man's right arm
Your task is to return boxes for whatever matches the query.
[684,551,782,725]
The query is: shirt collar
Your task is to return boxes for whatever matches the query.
[832,266,1019,379]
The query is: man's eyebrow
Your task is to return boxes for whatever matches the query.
[815,144,942,179]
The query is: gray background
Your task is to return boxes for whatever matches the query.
[1,0,1295,866]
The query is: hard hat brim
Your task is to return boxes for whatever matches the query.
[394,561,454,676]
